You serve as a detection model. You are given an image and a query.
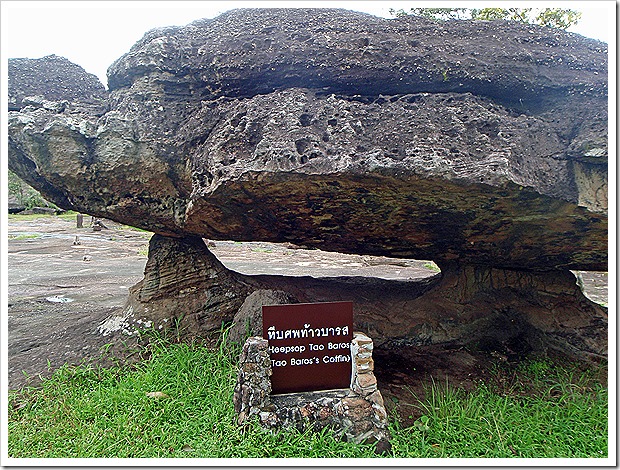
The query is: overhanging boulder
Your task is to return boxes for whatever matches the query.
[7,9,608,360]
[8,9,607,271]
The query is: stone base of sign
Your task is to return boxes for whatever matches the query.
[233,332,391,453]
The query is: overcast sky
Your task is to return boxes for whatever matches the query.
[1,1,614,88]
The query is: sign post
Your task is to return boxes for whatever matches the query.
[262,301,353,394]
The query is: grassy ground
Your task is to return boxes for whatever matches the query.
[391,365,608,458]
[8,211,150,232]
[7,332,607,460]
[8,212,76,222]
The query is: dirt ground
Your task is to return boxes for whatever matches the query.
[6,215,608,425]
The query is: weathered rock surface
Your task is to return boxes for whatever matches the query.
[8,8,607,271]
[7,9,608,361]
[228,290,297,344]
[8,54,107,110]
[8,194,25,214]
[125,234,250,333]
[120,235,606,362]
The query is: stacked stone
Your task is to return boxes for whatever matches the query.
[345,332,389,447]
[232,332,391,453]
[267,389,353,432]
[232,336,272,426]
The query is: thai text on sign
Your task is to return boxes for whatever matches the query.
[262,301,353,394]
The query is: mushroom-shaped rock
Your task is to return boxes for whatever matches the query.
[8,9,608,361]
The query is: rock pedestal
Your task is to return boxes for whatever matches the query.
[7,9,609,368]
[233,332,391,453]
[108,235,606,365]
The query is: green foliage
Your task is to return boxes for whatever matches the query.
[8,170,56,210]
[390,7,581,30]
[423,261,441,272]
[391,7,470,20]
[7,170,23,198]
[7,336,607,459]
[472,7,531,22]
[533,8,582,29]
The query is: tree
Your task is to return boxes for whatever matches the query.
[389,7,582,30]
[391,7,471,21]
[8,170,55,210]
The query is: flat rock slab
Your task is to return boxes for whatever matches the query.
[210,240,438,280]
[7,217,149,389]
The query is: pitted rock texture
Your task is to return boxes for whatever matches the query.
[8,8,607,272]
[8,54,107,111]
[107,9,606,106]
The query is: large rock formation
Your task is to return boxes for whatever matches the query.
[8,54,107,111]
[8,9,608,361]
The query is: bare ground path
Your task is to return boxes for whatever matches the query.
[7,216,151,390]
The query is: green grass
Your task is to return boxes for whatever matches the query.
[251,247,274,253]
[7,233,41,240]
[57,211,81,221]
[119,225,151,233]
[423,261,441,272]
[8,335,376,459]
[391,369,608,458]
[8,211,79,222]
[7,335,607,459]
[8,213,55,221]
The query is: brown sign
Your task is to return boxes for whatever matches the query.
[262,301,353,394]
